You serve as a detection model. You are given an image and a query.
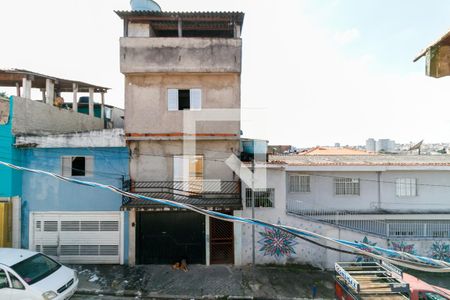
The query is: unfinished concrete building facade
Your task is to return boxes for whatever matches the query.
[116,8,244,265]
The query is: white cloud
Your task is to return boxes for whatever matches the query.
[333,28,361,45]
[0,0,448,147]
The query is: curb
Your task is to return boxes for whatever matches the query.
[75,289,327,299]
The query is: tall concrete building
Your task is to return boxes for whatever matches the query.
[366,138,376,152]
[116,1,244,265]
[376,139,395,153]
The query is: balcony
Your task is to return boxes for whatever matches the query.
[122,180,241,210]
[120,37,242,74]
[287,205,450,239]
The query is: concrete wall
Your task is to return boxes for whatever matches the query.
[120,38,242,74]
[128,23,151,38]
[16,129,125,148]
[19,147,129,249]
[125,74,240,135]
[129,140,239,181]
[109,107,125,129]
[236,167,450,269]
[12,96,103,135]
[286,170,450,213]
[287,171,378,212]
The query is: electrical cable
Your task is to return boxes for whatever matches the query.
[1,160,450,272]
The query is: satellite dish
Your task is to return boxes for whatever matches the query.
[409,140,424,152]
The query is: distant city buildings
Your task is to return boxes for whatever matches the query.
[366,138,396,153]
[366,138,376,152]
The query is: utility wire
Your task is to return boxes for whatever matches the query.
[4,145,450,190]
[1,160,450,273]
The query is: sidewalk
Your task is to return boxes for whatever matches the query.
[72,264,336,299]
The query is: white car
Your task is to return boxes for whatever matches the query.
[0,248,78,300]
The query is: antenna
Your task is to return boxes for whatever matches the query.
[409,140,424,154]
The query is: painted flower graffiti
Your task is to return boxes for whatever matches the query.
[355,236,377,262]
[258,225,298,258]
[389,241,416,255]
[430,241,450,262]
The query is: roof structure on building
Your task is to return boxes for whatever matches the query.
[15,129,125,148]
[414,28,450,62]
[115,11,244,37]
[269,154,450,167]
[115,10,244,24]
[299,146,371,156]
[0,69,109,93]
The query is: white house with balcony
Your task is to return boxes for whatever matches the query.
[234,155,450,269]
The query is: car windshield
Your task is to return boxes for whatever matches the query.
[11,254,61,285]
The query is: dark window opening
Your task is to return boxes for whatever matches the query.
[72,157,86,176]
[178,90,190,110]
[153,30,179,37]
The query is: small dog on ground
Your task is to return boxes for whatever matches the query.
[172,259,188,272]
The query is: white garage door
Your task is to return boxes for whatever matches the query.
[30,212,123,264]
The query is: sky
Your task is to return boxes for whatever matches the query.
[1,0,450,147]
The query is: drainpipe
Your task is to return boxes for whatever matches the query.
[377,171,381,210]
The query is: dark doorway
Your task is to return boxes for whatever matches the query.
[136,211,206,264]
[210,212,234,264]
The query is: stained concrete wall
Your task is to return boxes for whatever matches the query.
[120,38,242,74]
[129,140,239,181]
[125,74,240,135]
[12,97,103,135]
[236,167,450,269]
[286,170,450,213]
[16,129,125,148]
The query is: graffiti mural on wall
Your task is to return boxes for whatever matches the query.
[429,241,450,262]
[388,241,416,255]
[355,236,377,262]
[258,223,298,258]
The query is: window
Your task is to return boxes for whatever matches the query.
[245,188,275,208]
[289,175,310,193]
[168,88,202,111]
[0,269,8,289]
[396,178,417,197]
[11,254,61,285]
[419,292,449,300]
[8,272,24,290]
[62,156,93,177]
[335,178,360,195]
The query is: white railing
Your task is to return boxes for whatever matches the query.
[287,203,450,238]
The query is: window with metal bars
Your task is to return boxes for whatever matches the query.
[395,178,417,197]
[289,175,311,193]
[334,177,360,195]
[245,188,275,208]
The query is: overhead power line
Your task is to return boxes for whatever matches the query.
[1,160,450,273]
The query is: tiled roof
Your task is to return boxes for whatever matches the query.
[414,28,450,62]
[115,11,245,26]
[269,154,450,167]
[299,146,372,156]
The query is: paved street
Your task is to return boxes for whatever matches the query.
[73,296,129,300]
[72,264,336,299]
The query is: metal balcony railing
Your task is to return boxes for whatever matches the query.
[122,180,241,208]
[287,201,450,239]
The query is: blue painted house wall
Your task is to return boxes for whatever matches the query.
[19,147,129,261]
[0,97,22,198]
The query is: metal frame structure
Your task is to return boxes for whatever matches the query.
[335,261,410,299]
